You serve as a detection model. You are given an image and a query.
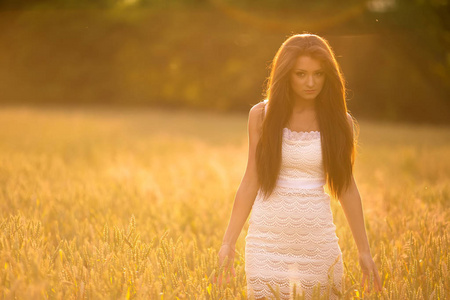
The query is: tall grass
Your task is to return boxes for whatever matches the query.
[0,105,448,299]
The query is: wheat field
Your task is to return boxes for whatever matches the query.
[0,105,448,299]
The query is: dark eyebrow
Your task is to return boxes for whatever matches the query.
[294,69,324,72]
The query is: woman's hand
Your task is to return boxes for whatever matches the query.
[215,244,236,285]
[359,252,382,292]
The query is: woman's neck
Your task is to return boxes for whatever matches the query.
[291,98,315,113]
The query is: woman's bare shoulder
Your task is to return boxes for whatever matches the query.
[248,101,266,131]
[346,112,354,124]
[346,112,358,137]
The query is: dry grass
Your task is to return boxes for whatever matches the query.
[0,105,448,299]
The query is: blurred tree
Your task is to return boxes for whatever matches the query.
[0,0,448,122]
[371,0,450,95]
[363,0,450,121]
[0,0,116,9]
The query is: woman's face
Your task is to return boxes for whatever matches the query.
[289,55,325,103]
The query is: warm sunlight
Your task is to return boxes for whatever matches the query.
[0,0,448,299]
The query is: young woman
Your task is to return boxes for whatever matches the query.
[218,34,382,299]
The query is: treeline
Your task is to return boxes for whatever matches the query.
[0,1,449,123]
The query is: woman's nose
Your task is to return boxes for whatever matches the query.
[306,75,314,87]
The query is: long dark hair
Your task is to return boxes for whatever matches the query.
[255,33,355,200]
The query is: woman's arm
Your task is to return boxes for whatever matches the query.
[338,176,371,255]
[221,102,263,246]
[338,114,382,292]
[216,102,263,282]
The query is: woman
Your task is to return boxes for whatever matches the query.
[217,34,382,299]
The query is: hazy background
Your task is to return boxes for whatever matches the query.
[0,1,449,298]
[0,0,449,123]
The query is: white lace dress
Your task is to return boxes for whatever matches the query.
[245,107,344,299]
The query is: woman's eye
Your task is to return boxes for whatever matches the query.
[315,72,324,77]
[296,72,305,77]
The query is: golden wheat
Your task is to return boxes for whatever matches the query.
[0,106,448,299]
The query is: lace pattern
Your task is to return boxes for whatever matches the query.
[245,108,343,299]
[283,127,320,141]
[278,127,325,182]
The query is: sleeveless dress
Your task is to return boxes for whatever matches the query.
[245,101,344,299]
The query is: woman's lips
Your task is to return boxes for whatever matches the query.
[304,90,316,93]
